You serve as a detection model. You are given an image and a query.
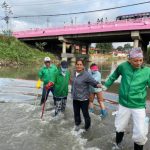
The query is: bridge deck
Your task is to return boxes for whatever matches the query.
[13,18,150,39]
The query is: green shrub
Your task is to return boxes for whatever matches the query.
[0,35,55,65]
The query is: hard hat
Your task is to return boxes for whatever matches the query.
[44,57,51,62]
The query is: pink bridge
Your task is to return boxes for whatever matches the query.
[13,18,150,39]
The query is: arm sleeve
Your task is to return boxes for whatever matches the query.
[48,65,58,83]
[148,71,150,88]
[94,72,101,83]
[86,73,99,87]
[104,66,121,88]
[49,71,57,83]
[38,68,43,80]
[99,72,102,83]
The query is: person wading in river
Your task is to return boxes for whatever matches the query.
[71,59,102,131]
[53,61,70,116]
[37,57,57,106]
[102,48,150,150]
[88,63,107,118]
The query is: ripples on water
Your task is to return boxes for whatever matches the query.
[0,77,150,150]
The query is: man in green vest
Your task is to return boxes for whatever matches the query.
[38,57,57,105]
[102,48,150,150]
[53,60,70,116]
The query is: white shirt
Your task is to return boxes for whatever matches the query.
[76,72,80,77]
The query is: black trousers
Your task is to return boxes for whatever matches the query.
[73,99,91,130]
[40,86,54,105]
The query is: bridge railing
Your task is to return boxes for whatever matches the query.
[13,18,150,38]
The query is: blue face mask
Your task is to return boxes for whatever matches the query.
[61,67,67,73]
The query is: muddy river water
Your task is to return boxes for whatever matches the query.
[0,59,150,150]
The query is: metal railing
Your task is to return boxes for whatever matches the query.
[13,18,150,38]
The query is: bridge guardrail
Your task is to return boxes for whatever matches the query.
[13,18,150,38]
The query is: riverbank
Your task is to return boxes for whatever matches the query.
[0,35,56,66]
[89,54,127,62]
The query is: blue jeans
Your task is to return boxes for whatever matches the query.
[40,86,54,105]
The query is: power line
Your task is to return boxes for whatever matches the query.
[11,0,83,6]
[12,1,150,18]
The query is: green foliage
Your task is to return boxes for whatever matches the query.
[96,43,113,53]
[2,30,12,36]
[123,43,132,50]
[0,35,55,65]
[117,46,123,51]
[88,49,96,54]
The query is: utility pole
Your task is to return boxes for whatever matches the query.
[1,1,13,36]
[75,17,77,25]
[46,17,49,28]
[71,17,73,25]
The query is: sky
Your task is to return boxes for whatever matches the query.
[0,0,150,48]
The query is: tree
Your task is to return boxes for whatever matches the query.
[2,30,12,36]
[96,43,113,53]
[123,43,132,50]
[117,46,123,51]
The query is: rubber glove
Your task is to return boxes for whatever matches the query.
[45,82,54,91]
[36,79,42,89]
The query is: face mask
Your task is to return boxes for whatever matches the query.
[61,67,67,73]
[91,70,96,74]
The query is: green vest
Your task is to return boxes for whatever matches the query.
[38,64,57,85]
[104,61,150,108]
[54,69,70,97]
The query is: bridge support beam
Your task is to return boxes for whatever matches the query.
[131,31,141,48]
[59,36,85,61]
[139,41,149,62]
[133,39,139,48]
[79,45,82,54]
[86,44,90,61]
[86,44,90,54]
[131,31,149,62]
[71,45,76,62]
[62,42,67,61]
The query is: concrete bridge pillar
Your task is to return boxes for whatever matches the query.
[139,41,149,62]
[71,44,76,62]
[131,31,149,62]
[79,45,82,54]
[131,31,141,48]
[133,39,139,48]
[86,44,91,54]
[62,42,67,61]
[86,44,91,61]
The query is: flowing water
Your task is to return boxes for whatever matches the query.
[0,59,150,150]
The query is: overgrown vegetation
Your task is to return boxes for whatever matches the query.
[96,43,113,53]
[0,35,55,65]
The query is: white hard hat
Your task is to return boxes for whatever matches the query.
[44,57,51,62]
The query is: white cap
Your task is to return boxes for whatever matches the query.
[44,57,51,62]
